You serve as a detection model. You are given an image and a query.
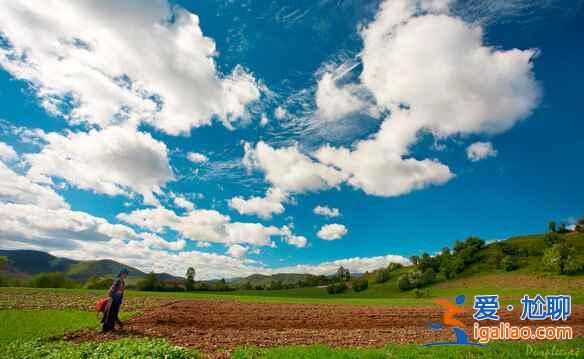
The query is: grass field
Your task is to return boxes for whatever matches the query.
[0,308,581,358]
[1,276,582,358]
[0,307,581,359]
[2,272,582,310]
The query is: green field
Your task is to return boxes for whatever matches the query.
[0,307,581,358]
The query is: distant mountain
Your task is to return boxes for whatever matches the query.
[0,249,179,283]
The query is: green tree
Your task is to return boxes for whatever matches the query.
[548,221,557,233]
[85,276,113,290]
[0,256,6,268]
[387,262,403,272]
[137,272,160,291]
[544,233,562,247]
[352,278,369,292]
[185,267,195,291]
[336,266,351,282]
[558,223,569,234]
[501,256,519,272]
[576,217,584,233]
[31,272,77,288]
[543,242,573,274]
[374,269,390,284]
[409,255,420,266]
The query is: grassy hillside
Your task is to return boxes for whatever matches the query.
[0,250,173,284]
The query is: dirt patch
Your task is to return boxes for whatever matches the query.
[67,299,584,354]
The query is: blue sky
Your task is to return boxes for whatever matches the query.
[0,0,582,279]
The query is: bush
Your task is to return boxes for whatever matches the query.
[30,272,78,289]
[544,233,562,247]
[85,276,113,290]
[352,278,369,292]
[136,272,161,291]
[326,282,347,295]
[374,269,390,284]
[501,256,519,272]
[397,274,412,291]
[387,262,403,272]
[414,288,429,298]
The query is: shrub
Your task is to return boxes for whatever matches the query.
[414,288,429,298]
[397,274,412,291]
[30,272,78,289]
[85,276,114,290]
[501,256,519,272]
[374,269,390,284]
[544,233,562,247]
[326,282,347,295]
[352,278,369,292]
[136,272,161,291]
[576,217,584,233]
[387,262,403,272]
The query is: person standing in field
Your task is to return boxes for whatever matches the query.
[102,268,128,332]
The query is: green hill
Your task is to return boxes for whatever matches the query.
[0,249,175,283]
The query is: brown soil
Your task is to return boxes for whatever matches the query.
[67,300,584,354]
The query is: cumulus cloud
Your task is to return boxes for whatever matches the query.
[317,223,348,241]
[243,141,347,193]
[26,126,173,205]
[228,187,286,219]
[315,71,367,121]
[0,161,68,209]
[226,244,248,258]
[288,0,539,197]
[187,152,209,163]
[466,141,498,161]
[117,206,305,248]
[0,203,179,252]
[313,205,341,218]
[172,195,195,211]
[280,225,308,248]
[0,0,261,135]
[360,0,539,136]
[0,141,17,161]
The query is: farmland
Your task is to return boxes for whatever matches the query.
[1,272,582,358]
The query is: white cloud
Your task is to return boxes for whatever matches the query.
[315,70,367,121]
[226,244,248,258]
[0,0,261,135]
[228,187,286,219]
[274,106,287,120]
[243,141,347,193]
[0,161,68,209]
[26,126,173,205]
[302,0,538,197]
[260,114,269,127]
[280,225,308,248]
[466,141,498,161]
[173,195,195,211]
[359,0,539,136]
[313,205,341,218]
[317,223,348,241]
[0,141,17,161]
[0,203,176,252]
[117,206,304,249]
[0,202,405,279]
[187,152,209,163]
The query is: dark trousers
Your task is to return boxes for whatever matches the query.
[101,297,122,332]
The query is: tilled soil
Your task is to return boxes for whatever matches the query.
[67,300,584,354]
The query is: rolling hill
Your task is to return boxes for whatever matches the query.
[0,249,177,283]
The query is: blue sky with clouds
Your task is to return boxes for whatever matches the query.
[0,0,582,279]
